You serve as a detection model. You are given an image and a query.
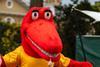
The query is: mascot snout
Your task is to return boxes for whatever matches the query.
[22,19,63,61]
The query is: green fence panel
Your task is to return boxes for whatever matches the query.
[76,35,100,67]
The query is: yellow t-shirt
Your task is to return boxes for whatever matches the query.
[3,46,70,67]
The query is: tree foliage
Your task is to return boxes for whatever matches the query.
[54,0,100,59]
[0,22,21,55]
[76,0,93,10]
[92,2,100,12]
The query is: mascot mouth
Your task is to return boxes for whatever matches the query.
[26,34,60,58]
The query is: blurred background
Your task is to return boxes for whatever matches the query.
[0,0,100,66]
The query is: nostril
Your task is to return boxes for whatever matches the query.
[49,36,55,40]
[49,35,57,40]
[39,22,43,25]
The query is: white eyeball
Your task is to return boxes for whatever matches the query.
[44,12,51,20]
[32,12,39,20]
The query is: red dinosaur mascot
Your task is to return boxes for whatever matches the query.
[0,7,92,67]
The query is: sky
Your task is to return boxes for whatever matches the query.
[24,0,100,5]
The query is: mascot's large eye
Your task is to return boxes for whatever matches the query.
[44,11,51,20]
[32,11,39,20]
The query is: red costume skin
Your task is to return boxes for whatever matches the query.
[0,7,92,67]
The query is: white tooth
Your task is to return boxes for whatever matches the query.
[41,49,43,52]
[27,34,59,58]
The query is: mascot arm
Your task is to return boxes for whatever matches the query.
[55,54,92,67]
[2,47,21,67]
[68,59,93,67]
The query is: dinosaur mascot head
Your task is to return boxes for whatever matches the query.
[21,7,63,62]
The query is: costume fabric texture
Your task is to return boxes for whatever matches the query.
[3,46,70,67]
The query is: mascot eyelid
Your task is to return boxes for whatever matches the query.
[32,10,39,20]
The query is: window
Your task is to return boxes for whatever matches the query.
[6,0,13,8]
[7,18,11,23]
[3,17,15,23]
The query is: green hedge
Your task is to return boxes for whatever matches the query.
[0,22,21,55]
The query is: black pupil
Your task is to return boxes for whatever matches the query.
[47,13,49,16]
[34,13,37,16]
